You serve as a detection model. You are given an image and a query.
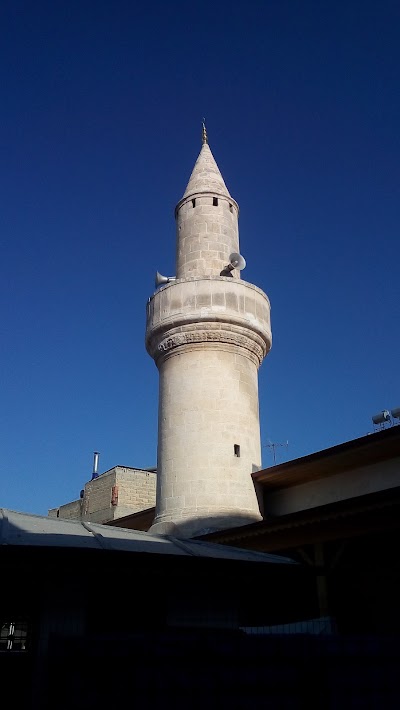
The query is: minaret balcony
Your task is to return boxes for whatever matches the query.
[146,277,271,367]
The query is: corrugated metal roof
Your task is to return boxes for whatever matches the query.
[0,509,296,565]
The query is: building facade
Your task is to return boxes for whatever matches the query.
[48,466,156,524]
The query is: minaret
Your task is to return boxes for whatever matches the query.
[146,125,272,537]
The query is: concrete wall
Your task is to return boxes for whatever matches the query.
[264,457,400,517]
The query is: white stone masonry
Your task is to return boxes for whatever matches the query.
[146,134,271,538]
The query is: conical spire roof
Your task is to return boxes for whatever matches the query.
[182,140,231,199]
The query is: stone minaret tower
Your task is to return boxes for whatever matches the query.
[146,125,272,537]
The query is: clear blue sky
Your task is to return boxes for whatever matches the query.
[1,1,399,515]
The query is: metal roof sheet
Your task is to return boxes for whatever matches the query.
[0,509,296,565]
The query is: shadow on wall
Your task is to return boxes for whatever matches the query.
[149,510,263,539]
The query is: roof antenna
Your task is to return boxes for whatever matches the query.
[263,440,289,466]
[91,451,100,480]
[202,118,208,145]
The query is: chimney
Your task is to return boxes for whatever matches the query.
[91,451,100,480]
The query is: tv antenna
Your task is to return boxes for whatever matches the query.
[263,440,289,466]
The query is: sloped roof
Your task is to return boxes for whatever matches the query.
[199,486,400,549]
[253,426,400,490]
[0,508,296,565]
[182,143,231,199]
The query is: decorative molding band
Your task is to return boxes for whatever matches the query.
[148,323,269,367]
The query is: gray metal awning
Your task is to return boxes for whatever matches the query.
[0,508,297,565]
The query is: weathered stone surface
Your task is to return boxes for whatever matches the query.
[147,138,272,538]
[181,143,231,199]
[146,278,271,367]
[175,148,239,279]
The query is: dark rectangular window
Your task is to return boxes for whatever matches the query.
[213,197,218,206]
[234,444,240,457]
[192,198,196,208]
[0,620,30,652]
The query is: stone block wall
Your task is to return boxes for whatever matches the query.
[82,469,117,523]
[48,467,157,525]
[175,194,240,279]
[114,467,157,519]
[48,499,82,520]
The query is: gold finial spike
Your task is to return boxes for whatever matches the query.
[201,118,208,145]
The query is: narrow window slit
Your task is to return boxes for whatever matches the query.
[229,203,233,213]
[234,444,241,457]
[213,197,218,206]
[192,198,196,207]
